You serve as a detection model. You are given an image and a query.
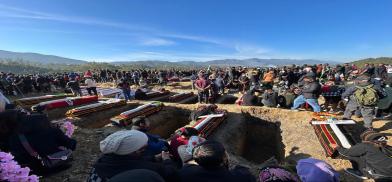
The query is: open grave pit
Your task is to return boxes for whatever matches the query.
[43,102,358,181]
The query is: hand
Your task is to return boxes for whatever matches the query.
[161,151,171,160]
[331,144,339,149]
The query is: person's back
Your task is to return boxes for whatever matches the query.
[242,91,259,106]
[261,90,277,107]
[92,153,177,181]
[179,141,255,182]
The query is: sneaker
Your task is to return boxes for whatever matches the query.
[345,168,368,180]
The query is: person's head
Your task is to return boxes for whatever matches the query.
[131,116,151,132]
[100,130,148,156]
[179,127,199,139]
[192,140,228,169]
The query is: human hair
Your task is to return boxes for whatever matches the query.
[132,116,147,127]
[193,140,227,169]
[181,127,198,138]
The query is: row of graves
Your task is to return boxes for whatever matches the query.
[12,85,230,147]
[10,84,392,181]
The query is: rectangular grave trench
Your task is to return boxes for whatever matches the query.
[219,113,284,164]
[147,106,192,139]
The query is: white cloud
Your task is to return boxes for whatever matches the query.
[140,38,175,46]
[234,44,270,56]
[0,3,276,61]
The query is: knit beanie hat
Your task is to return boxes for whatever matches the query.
[296,158,339,182]
[100,130,148,155]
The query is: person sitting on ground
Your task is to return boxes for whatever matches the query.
[66,77,82,96]
[131,116,168,157]
[291,76,321,112]
[4,110,77,175]
[261,85,278,107]
[242,89,260,106]
[87,130,178,182]
[169,127,199,161]
[263,69,275,88]
[333,131,392,180]
[179,140,256,182]
[85,76,98,96]
[177,136,206,165]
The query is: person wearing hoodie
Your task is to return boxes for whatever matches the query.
[87,130,178,182]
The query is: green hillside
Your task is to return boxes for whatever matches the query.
[351,57,392,67]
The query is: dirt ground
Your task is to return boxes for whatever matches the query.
[8,81,392,182]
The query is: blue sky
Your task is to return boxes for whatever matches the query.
[0,0,391,62]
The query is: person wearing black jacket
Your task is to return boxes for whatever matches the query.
[179,141,255,182]
[334,132,392,180]
[242,90,260,106]
[291,76,321,112]
[4,110,77,174]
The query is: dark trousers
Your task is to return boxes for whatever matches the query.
[87,87,98,96]
[198,91,209,103]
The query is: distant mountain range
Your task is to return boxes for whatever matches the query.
[0,50,86,64]
[0,49,340,67]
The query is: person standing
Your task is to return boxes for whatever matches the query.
[342,74,385,129]
[117,79,132,102]
[67,77,82,97]
[195,72,211,104]
[85,76,98,96]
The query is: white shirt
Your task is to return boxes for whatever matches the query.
[85,78,97,88]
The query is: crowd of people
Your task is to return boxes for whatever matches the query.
[1,62,392,181]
